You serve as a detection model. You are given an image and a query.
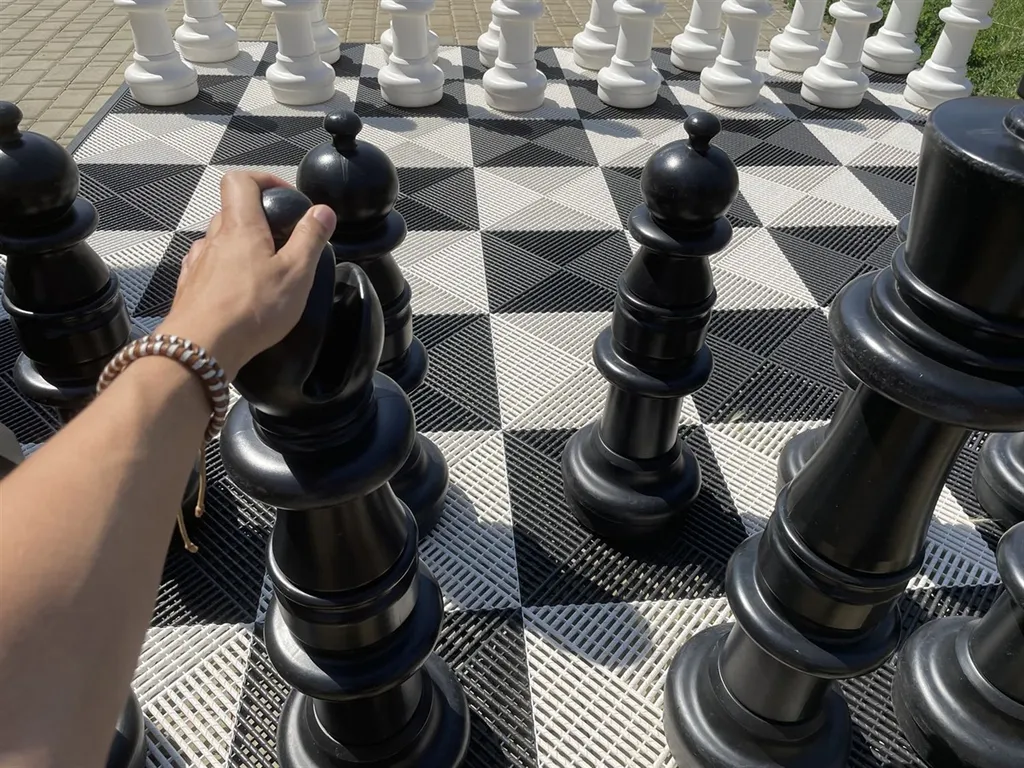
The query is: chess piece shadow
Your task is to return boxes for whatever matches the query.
[425,482,656,667]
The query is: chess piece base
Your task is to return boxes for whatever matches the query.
[892,616,1024,768]
[267,59,336,106]
[776,425,827,491]
[277,655,470,768]
[391,434,450,540]
[107,692,146,768]
[664,625,850,768]
[125,53,199,106]
[800,64,869,109]
[670,42,720,74]
[477,26,499,69]
[861,35,921,75]
[482,64,547,112]
[378,62,444,108]
[175,20,240,63]
[768,35,826,73]
[904,69,972,111]
[573,27,617,71]
[973,433,1024,528]
[561,421,701,542]
[597,60,662,109]
[699,65,764,108]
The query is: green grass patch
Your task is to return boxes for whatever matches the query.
[782,0,1024,97]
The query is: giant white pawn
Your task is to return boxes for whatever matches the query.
[671,0,724,73]
[477,12,501,68]
[768,0,827,72]
[378,0,445,107]
[309,0,341,64]
[904,0,993,109]
[801,0,882,108]
[574,0,620,71]
[114,0,199,106]
[382,22,439,62]
[861,0,925,74]
[597,0,665,108]
[262,0,335,105]
[175,0,239,63]
[481,0,547,112]
[699,0,773,107]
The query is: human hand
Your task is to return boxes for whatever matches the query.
[158,171,337,381]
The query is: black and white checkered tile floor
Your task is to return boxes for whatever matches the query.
[0,41,1009,767]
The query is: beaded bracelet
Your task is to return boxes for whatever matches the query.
[97,334,230,553]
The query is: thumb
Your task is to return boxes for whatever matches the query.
[278,204,336,268]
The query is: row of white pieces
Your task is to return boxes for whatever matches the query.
[115,0,341,107]
[657,0,991,112]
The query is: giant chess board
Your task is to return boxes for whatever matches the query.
[0,42,1010,767]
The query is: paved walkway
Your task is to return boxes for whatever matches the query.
[0,0,790,145]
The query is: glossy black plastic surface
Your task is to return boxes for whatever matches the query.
[561,112,739,543]
[664,96,1024,768]
[296,111,447,537]
[974,432,1024,527]
[106,692,146,768]
[893,522,1024,767]
[220,193,468,767]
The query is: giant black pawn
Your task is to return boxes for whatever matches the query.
[561,112,739,543]
[893,520,1024,767]
[663,98,1024,768]
[974,433,1024,527]
[219,187,470,768]
[296,111,449,539]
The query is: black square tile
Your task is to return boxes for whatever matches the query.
[134,231,205,317]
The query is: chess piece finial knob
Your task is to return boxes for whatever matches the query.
[262,186,316,249]
[0,101,79,228]
[0,102,23,142]
[640,110,738,228]
[296,110,399,230]
[324,110,363,151]
[1005,104,1024,142]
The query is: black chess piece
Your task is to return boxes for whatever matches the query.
[892,520,1024,767]
[106,694,146,768]
[663,97,1024,767]
[775,355,860,491]
[561,112,738,543]
[296,111,449,540]
[1017,71,1024,100]
[219,186,470,768]
[974,432,1024,528]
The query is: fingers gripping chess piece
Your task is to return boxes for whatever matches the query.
[297,111,450,538]
[663,96,1024,768]
[561,113,739,544]
[220,186,471,768]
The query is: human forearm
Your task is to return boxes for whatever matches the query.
[0,355,209,768]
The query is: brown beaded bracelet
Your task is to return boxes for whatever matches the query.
[97,334,231,553]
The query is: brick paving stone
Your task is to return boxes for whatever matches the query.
[0,0,793,145]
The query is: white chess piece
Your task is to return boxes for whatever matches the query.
[801,0,883,108]
[175,0,239,63]
[477,12,501,67]
[597,0,665,108]
[699,0,773,107]
[114,0,199,106]
[861,0,926,74]
[382,22,440,62]
[573,0,620,71]
[768,0,827,72]
[309,0,341,64]
[671,0,724,73]
[904,0,993,109]
[481,0,547,112]
[262,0,335,105]
[378,0,445,107]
